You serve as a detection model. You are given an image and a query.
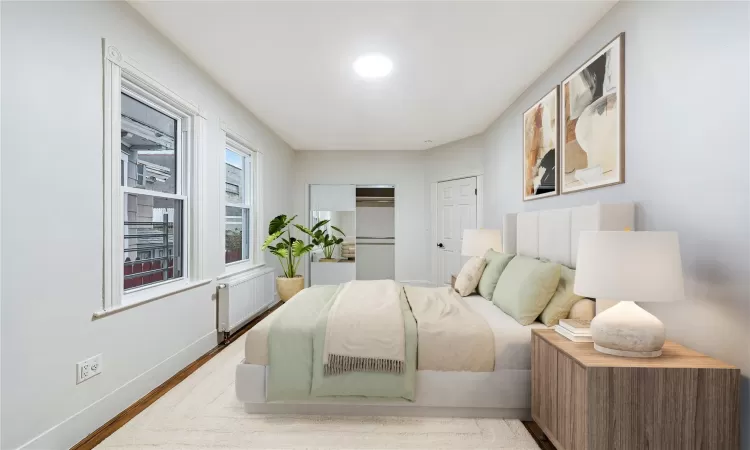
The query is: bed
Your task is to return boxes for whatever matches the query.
[235,202,635,418]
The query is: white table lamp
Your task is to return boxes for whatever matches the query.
[574,231,684,357]
[461,229,502,257]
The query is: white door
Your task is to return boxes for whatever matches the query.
[436,177,477,286]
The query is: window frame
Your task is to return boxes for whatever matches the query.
[220,125,264,276]
[224,144,253,266]
[102,40,206,312]
[121,87,186,296]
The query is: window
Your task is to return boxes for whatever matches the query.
[102,41,205,311]
[121,93,184,290]
[224,143,254,265]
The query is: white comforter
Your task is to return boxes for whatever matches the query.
[404,286,495,372]
[245,287,548,372]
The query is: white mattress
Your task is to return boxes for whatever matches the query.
[244,292,546,372]
[462,295,548,371]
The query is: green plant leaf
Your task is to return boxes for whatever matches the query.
[261,230,284,250]
[270,248,289,259]
[311,220,330,231]
[292,240,314,257]
[268,214,297,234]
[294,224,314,236]
[330,225,345,236]
[268,215,287,234]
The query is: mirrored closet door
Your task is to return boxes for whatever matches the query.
[309,184,357,286]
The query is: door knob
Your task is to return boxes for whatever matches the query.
[437,243,444,248]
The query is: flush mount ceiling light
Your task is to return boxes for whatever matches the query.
[353,53,393,79]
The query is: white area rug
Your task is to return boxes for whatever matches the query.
[97,330,540,449]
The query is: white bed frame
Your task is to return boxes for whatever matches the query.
[236,202,635,418]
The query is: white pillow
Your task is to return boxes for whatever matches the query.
[454,257,487,296]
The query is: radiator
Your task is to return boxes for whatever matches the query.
[217,267,276,339]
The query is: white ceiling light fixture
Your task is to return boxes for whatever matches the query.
[353,53,393,79]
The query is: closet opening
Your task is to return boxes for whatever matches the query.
[355,186,395,281]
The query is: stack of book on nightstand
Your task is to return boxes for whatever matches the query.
[554,319,593,342]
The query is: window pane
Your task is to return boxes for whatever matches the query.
[123,194,183,290]
[225,148,246,204]
[226,206,251,264]
[121,93,177,194]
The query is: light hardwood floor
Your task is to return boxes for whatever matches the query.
[95,329,540,449]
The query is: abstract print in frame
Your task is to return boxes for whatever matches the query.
[523,86,559,201]
[561,33,624,194]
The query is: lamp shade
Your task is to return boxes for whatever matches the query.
[574,231,684,303]
[461,229,502,257]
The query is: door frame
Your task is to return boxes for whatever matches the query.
[430,174,483,286]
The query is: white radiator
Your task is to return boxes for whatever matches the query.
[217,267,276,338]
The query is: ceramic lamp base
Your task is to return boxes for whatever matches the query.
[591,300,665,358]
[593,343,662,358]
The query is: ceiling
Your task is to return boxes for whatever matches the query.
[131,1,616,151]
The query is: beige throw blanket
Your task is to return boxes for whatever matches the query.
[405,286,495,372]
[323,280,405,375]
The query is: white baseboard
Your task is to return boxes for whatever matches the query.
[19,330,217,450]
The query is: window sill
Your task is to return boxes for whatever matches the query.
[217,262,271,282]
[93,278,212,319]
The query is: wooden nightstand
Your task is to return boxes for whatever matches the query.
[531,329,740,450]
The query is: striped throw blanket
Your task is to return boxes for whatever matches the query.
[322,280,405,376]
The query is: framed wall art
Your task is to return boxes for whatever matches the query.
[561,33,624,194]
[523,86,559,201]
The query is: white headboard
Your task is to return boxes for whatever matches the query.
[502,203,635,268]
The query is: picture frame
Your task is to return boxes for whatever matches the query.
[561,33,625,194]
[522,86,559,201]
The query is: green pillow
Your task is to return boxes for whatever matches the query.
[477,250,515,300]
[492,255,561,325]
[539,266,584,326]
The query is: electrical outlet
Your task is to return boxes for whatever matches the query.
[76,354,102,384]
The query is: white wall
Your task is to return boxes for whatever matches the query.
[1,2,294,449]
[424,134,485,185]
[481,2,750,446]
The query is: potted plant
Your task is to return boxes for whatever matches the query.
[261,214,315,301]
[296,221,346,262]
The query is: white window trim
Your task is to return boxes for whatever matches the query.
[101,39,207,313]
[220,123,265,278]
